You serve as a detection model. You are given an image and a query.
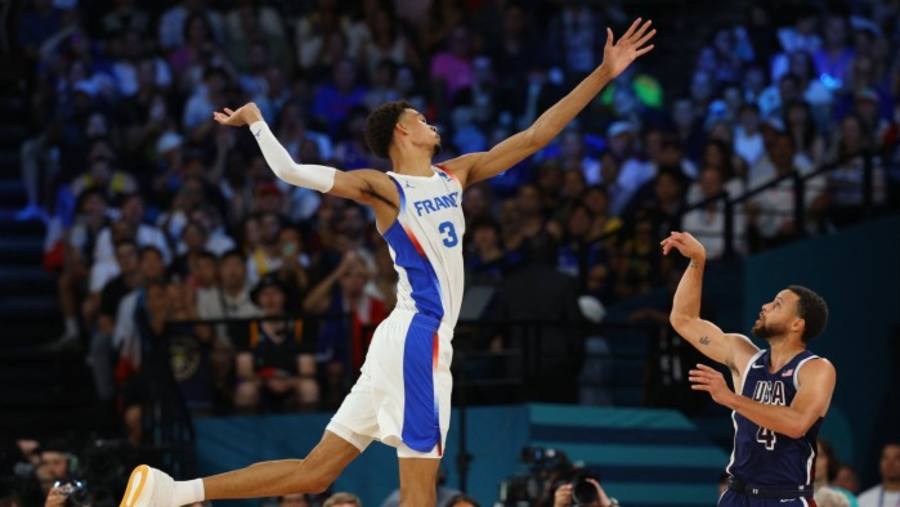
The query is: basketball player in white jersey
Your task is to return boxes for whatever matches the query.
[118,19,655,507]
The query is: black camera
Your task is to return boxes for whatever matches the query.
[53,480,90,507]
[570,472,601,506]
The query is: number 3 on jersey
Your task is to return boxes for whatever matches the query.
[438,221,458,247]
[756,427,777,450]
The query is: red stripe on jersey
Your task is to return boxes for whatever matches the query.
[402,225,427,257]
[434,164,459,184]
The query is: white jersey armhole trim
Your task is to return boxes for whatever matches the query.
[793,355,821,390]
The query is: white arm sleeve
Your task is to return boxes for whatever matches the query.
[249,120,336,193]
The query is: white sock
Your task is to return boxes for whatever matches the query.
[65,318,78,336]
[172,479,205,506]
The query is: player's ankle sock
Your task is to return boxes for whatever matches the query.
[172,479,205,505]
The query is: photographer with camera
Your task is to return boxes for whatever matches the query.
[497,447,620,507]
[552,477,619,507]
[44,480,88,507]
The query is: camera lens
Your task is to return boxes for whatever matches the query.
[571,476,599,505]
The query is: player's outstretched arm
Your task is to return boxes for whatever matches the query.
[442,18,656,187]
[663,232,759,372]
[689,359,836,438]
[213,103,398,213]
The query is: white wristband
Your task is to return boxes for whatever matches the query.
[249,120,336,193]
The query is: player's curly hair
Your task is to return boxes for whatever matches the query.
[788,285,829,342]
[365,100,412,159]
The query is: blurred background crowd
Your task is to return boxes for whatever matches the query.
[3,0,900,505]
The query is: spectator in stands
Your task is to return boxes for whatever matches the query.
[304,250,386,406]
[613,215,663,300]
[112,245,168,408]
[245,211,285,284]
[294,0,367,70]
[557,203,608,288]
[625,169,686,238]
[682,167,746,259]
[91,193,170,293]
[607,121,653,213]
[581,185,622,243]
[171,223,215,278]
[366,242,398,310]
[325,492,362,507]
[362,8,419,79]
[466,219,514,284]
[430,25,474,108]
[504,183,555,260]
[312,59,368,135]
[814,15,854,90]
[117,278,171,446]
[826,114,887,225]
[52,189,110,345]
[279,493,312,507]
[86,239,140,400]
[734,103,766,168]
[234,274,318,412]
[196,249,259,397]
[197,249,260,327]
[380,467,460,507]
[560,169,587,211]
[858,442,900,507]
[446,495,479,507]
[270,225,310,311]
[834,464,861,494]
[815,439,857,507]
[817,488,851,507]
[784,99,827,168]
[546,0,605,80]
[746,133,826,248]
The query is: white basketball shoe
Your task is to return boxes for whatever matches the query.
[119,465,176,507]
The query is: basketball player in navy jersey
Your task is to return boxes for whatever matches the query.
[662,231,836,506]
[118,18,656,507]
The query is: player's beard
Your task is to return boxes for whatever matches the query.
[752,319,780,340]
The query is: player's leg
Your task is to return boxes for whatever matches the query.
[202,430,360,499]
[119,431,360,507]
[397,457,441,507]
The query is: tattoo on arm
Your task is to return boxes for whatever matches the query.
[699,336,710,346]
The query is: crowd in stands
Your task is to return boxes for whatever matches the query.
[9,0,900,498]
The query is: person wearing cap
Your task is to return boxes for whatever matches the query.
[234,274,318,412]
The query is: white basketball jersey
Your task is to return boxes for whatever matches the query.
[381,166,465,331]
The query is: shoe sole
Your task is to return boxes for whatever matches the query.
[120,464,153,507]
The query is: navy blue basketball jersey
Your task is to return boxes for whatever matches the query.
[727,349,824,488]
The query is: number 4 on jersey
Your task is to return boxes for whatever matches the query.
[756,426,777,450]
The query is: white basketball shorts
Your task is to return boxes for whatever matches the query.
[326,310,453,459]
